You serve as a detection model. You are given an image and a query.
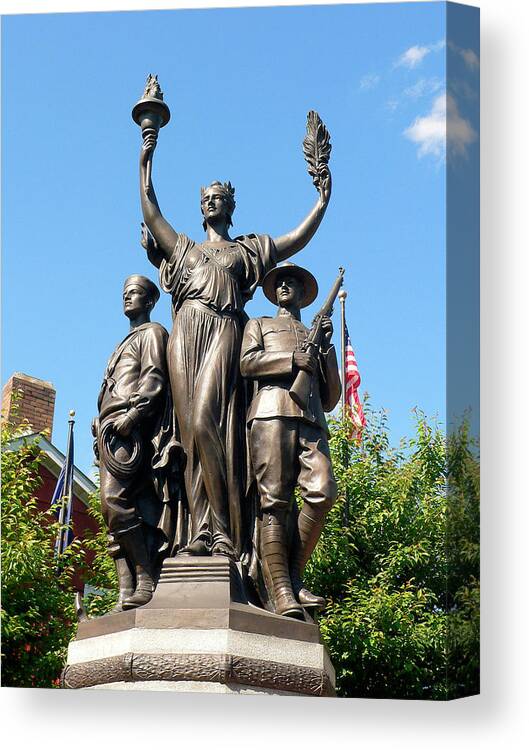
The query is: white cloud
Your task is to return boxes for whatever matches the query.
[448,42,480,71]
[460,48,479,71]
[404,92,476,160]
[446,94,477,157]
[403,77,444,99]
[359,73,380,91]
[404,94,446,157]
[395,39,445,69]
[396,45,430,69]
[430,40,446,53]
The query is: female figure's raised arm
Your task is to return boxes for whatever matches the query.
[273,170,331,261]
[140,133,179,263]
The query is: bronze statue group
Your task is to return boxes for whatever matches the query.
[93,85,341,621]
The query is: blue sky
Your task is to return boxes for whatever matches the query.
[1,2,479,477]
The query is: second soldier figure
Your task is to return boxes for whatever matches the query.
[241,263,341,619]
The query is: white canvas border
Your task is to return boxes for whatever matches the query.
[1,0,528,748]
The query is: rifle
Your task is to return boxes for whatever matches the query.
[289,267,345,410]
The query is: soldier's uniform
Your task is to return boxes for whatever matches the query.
[93,274,172,611]
[97,321,169,537]
[241,263,341,619]
[241,310,341,514]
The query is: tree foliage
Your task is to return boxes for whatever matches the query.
[305,406,480,699]
[81,489,119,618]
[2,398,479,698]
[1,406,115,687]
[1,416,85,687]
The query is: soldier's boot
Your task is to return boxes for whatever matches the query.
[289,504,327,610]
[118,525,155,609]
[109,556,135,614]
[261,513,304,620]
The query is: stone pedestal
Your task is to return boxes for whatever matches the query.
[63,556,335,696]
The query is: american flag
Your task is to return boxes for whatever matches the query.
[344,323,366,440]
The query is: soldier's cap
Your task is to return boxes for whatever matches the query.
[262,262,318,308]
[123,275,160,304]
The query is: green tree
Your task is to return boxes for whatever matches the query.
[81,489,119,618]
[1,415,85,687]
[2,399,479,697]
[1,400,117,687]
[305,407,479,699]
[445,420,480,698]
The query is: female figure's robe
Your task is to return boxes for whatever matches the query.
[159,232,277,557]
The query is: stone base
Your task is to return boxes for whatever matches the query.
[63,556,335,697]
[85,681,297,695]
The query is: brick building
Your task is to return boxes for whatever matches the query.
[2,372,57,436]
[2,372,99,591]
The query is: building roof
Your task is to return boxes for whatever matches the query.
[4,431,97,506]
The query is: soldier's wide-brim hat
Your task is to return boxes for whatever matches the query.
[262,262,318,308]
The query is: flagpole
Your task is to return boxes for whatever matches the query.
[55,410,75,558]
[338,289,347,420]
[338,289,350,527]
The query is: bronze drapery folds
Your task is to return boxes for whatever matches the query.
[94,76,338,618]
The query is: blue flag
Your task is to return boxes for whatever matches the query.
[51,413,75,557]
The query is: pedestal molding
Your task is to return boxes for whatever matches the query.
[62,651,334,696]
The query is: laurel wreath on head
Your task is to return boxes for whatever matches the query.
[200,181,236,201]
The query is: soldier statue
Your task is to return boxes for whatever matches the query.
[133,78,333,561]
[240,262,341,619]
[93,275,175,611]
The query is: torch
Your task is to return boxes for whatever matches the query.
[132,74,171,187]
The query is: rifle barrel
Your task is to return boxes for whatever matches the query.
[317,267,345,320]
[290,267,345,410]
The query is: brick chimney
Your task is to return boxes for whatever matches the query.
[1,373,56,438]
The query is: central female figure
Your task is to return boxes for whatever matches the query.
[139,130,331,561]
